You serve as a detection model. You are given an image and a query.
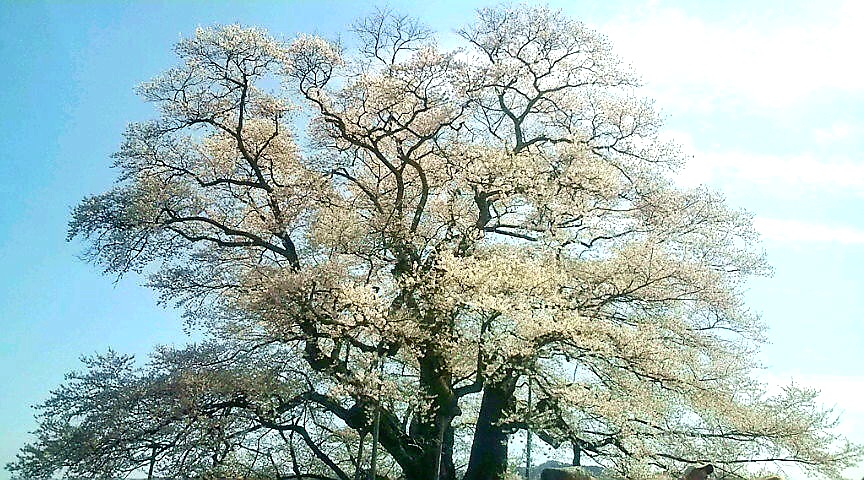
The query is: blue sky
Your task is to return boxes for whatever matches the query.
[1,1,861,479]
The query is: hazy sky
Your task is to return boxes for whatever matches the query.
[1,1,862,479]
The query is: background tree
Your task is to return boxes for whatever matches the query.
[8,337,385,480]
[11,5,861,480]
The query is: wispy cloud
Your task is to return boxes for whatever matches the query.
[676,150,864,191]
[754,218,864,245]
[812,122,864,144]
[666,130,864,191]
[603,2,864,110]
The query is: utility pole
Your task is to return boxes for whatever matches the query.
[147,445,156,480]
[354,433,366,480]
[369,357,384,480]
[434,417,446,480]
[369,405,380,480]
[525,377,532,480]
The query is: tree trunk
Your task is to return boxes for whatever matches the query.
[403,405,458,480]
[401,348,459,480]
[463,380,517,480]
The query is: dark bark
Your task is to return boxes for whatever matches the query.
[462,378,518,480]
[401,423,457,480]
[402,350,460,480]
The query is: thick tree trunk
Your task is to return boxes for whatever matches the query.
[399,408,457,480]
[402,423,457,480]
[397,348,460,480]
[462,380,517,480]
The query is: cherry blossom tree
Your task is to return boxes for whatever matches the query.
[11,5,861,480]
[8,339,388,480]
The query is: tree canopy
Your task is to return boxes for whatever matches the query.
[9,5,861,480]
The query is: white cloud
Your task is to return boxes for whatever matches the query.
[754,218,864,244]
[665,131,864,191]
[602,1,864,110]
[677,151,864,190]
[813,122,864,144]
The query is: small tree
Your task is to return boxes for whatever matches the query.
[9,339,377,480]
[11,5,861,480]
